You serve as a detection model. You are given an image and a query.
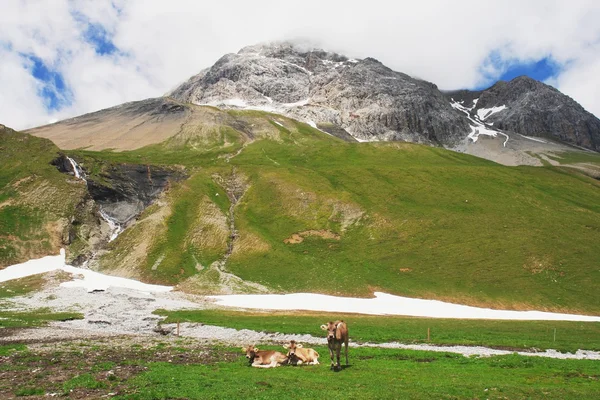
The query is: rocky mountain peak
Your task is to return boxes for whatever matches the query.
[447,75,600,150]
[169,41,470,145]
[168,42,600,151]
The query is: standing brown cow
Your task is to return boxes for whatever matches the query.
[320,320,349,370]
[242,345,289,368]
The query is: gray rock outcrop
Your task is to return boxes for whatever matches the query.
[169,42,471,145]
[446,76,600,151]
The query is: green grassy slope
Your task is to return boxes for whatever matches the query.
[0,125,88,267]
[157,309,600,352]
[3,342,599,399]
[12,110,600,313]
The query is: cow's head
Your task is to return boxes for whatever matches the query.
[283,340,303,357]
[321,320,344,341]
[241,345,258,361]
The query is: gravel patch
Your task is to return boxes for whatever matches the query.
[2,284,600,361]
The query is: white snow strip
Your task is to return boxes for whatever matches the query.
[219,98,249,108]
[286,61,313,76]
[451,100,508,147]
[472,98,479,106]
[307,120,317,129]
[283,98,310,108]
[477,105,507,121]
[498,132,510,147]
[271,120,285,128]
[0,250,172,293]
[354,136,378,143]
[208,292,600,322]
[519,134,548,144]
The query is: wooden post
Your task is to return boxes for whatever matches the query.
[427,327,430,342]
[177,320,180,337]
[553,328,556,342]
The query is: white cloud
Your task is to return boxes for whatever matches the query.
[1,0,600,130]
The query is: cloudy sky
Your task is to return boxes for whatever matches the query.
[1,0,600,130]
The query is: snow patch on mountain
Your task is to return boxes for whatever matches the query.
[451,99,509,147]
[477,105,507,121]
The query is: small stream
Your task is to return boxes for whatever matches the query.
[67,156,123,242]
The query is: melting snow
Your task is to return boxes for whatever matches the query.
[451,100,509,147]
[4,252,600,322]
[208,292,600,322]
[519,134,548,144]
[283,98,310,108]
[477,105,507,121]
[0,250,172,293]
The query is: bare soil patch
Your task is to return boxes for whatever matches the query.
[0,336,239,399]
[284,230,341,244]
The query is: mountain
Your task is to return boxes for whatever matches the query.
[6,42,600,314]
[445,76,600,151]
[168,42,600,156]
[7,109,600,313]
[169,42,471,145]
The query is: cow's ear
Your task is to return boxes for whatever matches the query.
[283,344,289,349]
[297,343,304,348]
[241,347,247,352]
[254,347,259,351]
[320,324,327,330]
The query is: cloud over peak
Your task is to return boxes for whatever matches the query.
[1,0,600,130]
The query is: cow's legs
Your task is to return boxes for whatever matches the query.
[328,346,335,370]
[335,345,341,370]
[344,339,349,365]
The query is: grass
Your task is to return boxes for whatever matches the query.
[156,309,600,353]
[0,274,46,299]
[544,151,600,165]
[69,116,600,312]
[63,373,107,393]
[4,111,600,314]
[0,308,83,328]
[1,339,599,399]
[119,347,600,400]
[0,126,86,266]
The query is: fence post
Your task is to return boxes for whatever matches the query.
[177,320,180,337]
[553,328,556,342]
[427,327,430,342]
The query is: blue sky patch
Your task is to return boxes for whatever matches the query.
[476,52,561,90]
[497,57,560,83]
[84,23,118,55]
[24,54,72,111]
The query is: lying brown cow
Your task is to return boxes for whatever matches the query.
[320,320,349,370]
[283,340,320,365]
[242,345,289,368]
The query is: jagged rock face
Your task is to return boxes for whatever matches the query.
[446,76,600,151]
[87,165,185,224]
[53,154,186,224]
[170,42,471,145]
